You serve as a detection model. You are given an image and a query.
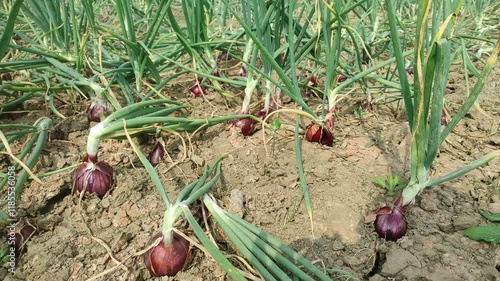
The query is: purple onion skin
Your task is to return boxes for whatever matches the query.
[1,73,13,81]
[72,155,114,198]
[233,116,256,136]
[337,74,347,82]
[190,82,204,97]
[5,221,39,257]
[361,101,374,112]
[87,100,112,122]
[305,123,333,147]
[238,66,247,77]
[374,196,408,241]
[239,118,255,136]
[20,224,38,242]
[144,232,190,277]
[148,142,165,167]
[218,52,233,61]
[256,110,268,121]
[12,233,23,255]
[231,110,257,136]
[308,76,317,87]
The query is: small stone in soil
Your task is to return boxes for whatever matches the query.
[452,215,478,230]
[229,189,245,217]
[437,222,454,233]
[100,218,112,228]
[487,202,500,213]
[420,199,439,212]
[332,240,345,251]
[441,253,452,265]
[381,246,420,276]
[368,274,386,281]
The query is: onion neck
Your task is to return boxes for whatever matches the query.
[401,171,428,206]
[327,88,336,112]
[263,79,272,112]
[87,122,106,158]
[162,229,174,246]
[161,204,182,246]
[241,76,259,113]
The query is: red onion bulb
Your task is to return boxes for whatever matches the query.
[374,197,408,241]
[1,73,13,81]
[239,118,255,136]
[233,116,256,136]
[238,66,247,77]
[148,141,165,167]
[190,82,205,97]
[144,232,191,277]
[72,155,113,198]
[308,75,317,87]
[305,123,333,146]
[337,74,347,82]
[87,99,112,122]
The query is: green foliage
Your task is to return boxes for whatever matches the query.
[0,247,9,263]
[270,118,282,131]
[0,0,24,62]
[353,106,367,121]
[464,224,500,244]
[464,211,500,244]
[374,174,404,196]
[480,211,500,223]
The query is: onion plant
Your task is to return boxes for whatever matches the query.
[317,0,388,114]
[125,127,229,277]
[220,0,317,119]
[317,0,347,132]
[113,0,167,91]
[202,194,360,280]
[0,117,52,226]
[374,0,500,241]
[72,99,255,198]
[165,0,227,96]
[0,0,184,114]
[124,130,358,280]
[0,0,115,114]
[231,0,290,136]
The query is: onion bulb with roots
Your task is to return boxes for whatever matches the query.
[144,232,191,277]
[305,123,333,146]
[72,155,114,198]
[374,196,408,241]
